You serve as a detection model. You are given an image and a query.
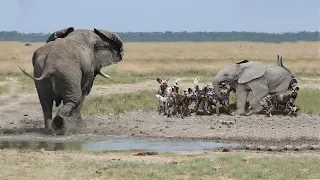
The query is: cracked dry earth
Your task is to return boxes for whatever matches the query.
[0,77,319,151]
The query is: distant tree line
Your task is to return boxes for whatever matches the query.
[0,30,319,43]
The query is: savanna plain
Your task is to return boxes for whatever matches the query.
[0,41,320,179]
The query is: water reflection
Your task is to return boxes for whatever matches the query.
[0,137,239,152]
[0,140,83,151]
[83,138,239,152]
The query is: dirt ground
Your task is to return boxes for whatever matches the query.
[0,77,319,152]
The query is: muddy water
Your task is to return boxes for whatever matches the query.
[0,136,239,152]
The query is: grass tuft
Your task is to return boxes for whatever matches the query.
[0,85,8,95]
[83,90,158,115]
[296,89,320,114]
[215,154,320,179]
[1,150,320,180]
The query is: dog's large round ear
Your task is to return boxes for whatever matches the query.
[157,78,162,84]
[188,88,193,94]
[295,87,300,91]
[175,79,181,86]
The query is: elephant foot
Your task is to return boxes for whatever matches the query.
[45,119,53,130]
[43,127,54,135]
[76,119,87,128]
[235,110,246,116]
[245,109,254,116]
[51,115,70,136]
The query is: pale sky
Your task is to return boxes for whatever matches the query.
[0,0,319,33]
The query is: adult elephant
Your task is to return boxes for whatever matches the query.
[212,56,296,115]
[19,27,124,134]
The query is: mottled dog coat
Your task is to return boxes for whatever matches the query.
[155,78,181,117]
[156,78,169,115]
[192,76,235,115]
[260,86,300,116]
[206,82,236,115]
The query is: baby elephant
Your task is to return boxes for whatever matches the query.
[259,87,300,117]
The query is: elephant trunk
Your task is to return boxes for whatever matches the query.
[212,78,223,100]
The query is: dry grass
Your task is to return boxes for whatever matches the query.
[123,41,319,61]
[0,41,319,79]
[0,149,320,180]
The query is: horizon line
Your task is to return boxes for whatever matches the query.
[1,30,319,34]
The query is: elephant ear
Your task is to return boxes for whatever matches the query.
[238,62,266,84]
[46,27,74,43]
[236,59,249,64]
[93,29,123,53]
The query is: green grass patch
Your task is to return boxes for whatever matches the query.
[0,74,35,93]
[93,68,216,85]
[0,71,26,77]
[94,158,218,179]
[0,85,8,95]
[214,154,320,179]
[1,150,320,180]
[296,88,320,114]
[83,90,158,115]
[16,75,35,93]
[93,71,153,85]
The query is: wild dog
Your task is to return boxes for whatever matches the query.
[170,92,187,118]
[156,78,169,115]
[259,86,300,117]
[173,88,198,118]
[207,82,236,115]
[155,79,181,117]
[288,77,298,91]
[183,88,198,115]
[192,76,212,113]
[192,76,236,115]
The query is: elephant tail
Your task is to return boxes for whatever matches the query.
[278,55,292,73]
[18,65,51,81]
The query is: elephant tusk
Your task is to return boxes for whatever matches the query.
[99,71,111,79]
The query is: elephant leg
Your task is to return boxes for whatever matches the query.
[40,98,53,130]
[72,97,84,119]
[249,83,269,114]
[35,80,53,130]
[42,101,53,130]
[72,97,87,128]
[53,75,82,132]
[235,84,249,115]
[216,101,220,116]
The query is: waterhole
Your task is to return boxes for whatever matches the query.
[0,136,239,152]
